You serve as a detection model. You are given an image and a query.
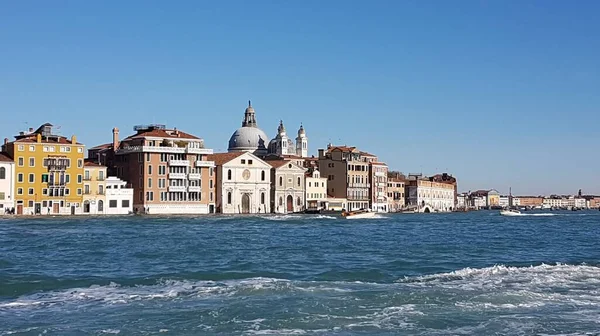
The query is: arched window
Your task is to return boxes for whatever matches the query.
[0,167,5,179]
[261,192,265,204]
[297,177,301,186]
[227,169,232,180]
[227,192,232,204]
[297,197,301,206]
[261,170,265,181]
[279,176,283,186]
[279,197,283,206]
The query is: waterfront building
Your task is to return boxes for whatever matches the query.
[387,175,406,212]
[517,196,544,208]
[105,176,134,215]
[469,189,500,207]
[228,101,270,156]
[265,158,306,213]
[406,174,455,212]
[326,197,347,211]
[208,152,271,214]
[317,144,370,211]
[456,193,467,208]
[93,124,215,214]
[1,123,85,215]
[0,152,15,213]
[305,168,328,211]
[82,161,107,215]
[369,160,388,212]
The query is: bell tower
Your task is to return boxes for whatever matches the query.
[296,123,308,157]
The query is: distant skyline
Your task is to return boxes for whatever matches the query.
[1,1,598,195]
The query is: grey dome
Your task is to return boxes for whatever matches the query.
[268,137,295,155]
[228,127,269,154]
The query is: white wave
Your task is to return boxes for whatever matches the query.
[244,329,307,335]
[313,215,337,220]
[261,215,303,221]
[100,330,121,334]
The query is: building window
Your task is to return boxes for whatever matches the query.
[261,192,265,204]
[65,174,70,183]
[17,188,23,195]
[65,189,70,195]
[28,188,34,195]
[227,169,232,180]
[18,157,24,166]
[28,200,33,207]
[297,177,301,186]
[148,165,152,174]
[99,185,104,195]
[148,178,152,188]
[17,145,24,151]
[77,174,82,183]
[146,191,154,201]
[77,159,83,168]
[77,188,82,195]
[241,159,246,164]
[227,192,232,204]
[279,197,283,206]
[0,167,4,179]
[17,173,23,183]
[122,200,130,208]
[109,200,118,208]
[84,185,90,194]
[28,173,34,183]
[248,160,253,165]
[261,170,265,181]
[297,197,301,206]
[210,192,213,202]
[279,176,283,186]
[0,192,4,200]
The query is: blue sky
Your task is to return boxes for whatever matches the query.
[1,0,598,195]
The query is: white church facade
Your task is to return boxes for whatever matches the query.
[209,151,272,214]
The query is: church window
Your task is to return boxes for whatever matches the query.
[297,177,301,186]
[227,169,232,180]
[227,192,232,204]
[248,160,253,165]
[297,197,301,206]
[241,159,246,164]
[261,192,265,204]
[279,176,283,186]
[261,170,265,181]
[0,167,4,179]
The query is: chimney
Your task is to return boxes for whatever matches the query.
[28,127,33,133]
[3,138,7,145]
[71,135,77,144]
[112,127,120,151]
[318,149,324,158]
[36,134,42,143]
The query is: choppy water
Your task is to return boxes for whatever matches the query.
[1,211,599,335]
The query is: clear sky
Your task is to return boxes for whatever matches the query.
[1,0,598,195]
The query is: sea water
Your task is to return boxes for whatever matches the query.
[0,211,599,335]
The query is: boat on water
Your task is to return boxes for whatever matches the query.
[500,209,521,216]
[341,209,376,219]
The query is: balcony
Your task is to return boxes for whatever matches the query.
[195,160,215,168]
[375,171,385,177]
[83,177,92,181]
[168,185,186,192]
[97,177,105,181]
[168,172,186,179]
[115,145,213,155]
[169,159,190,166]
[188,173,201,180]
[188,186,201,192]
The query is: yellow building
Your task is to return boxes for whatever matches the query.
[83,161,107,214]
[1,123,85,215]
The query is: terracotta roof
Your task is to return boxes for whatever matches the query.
[360,151,377,157]
[13,136,82,145]
[124,128,200,141]
[370,161,387,166]
[327,146,357,153]
[389,177,406,182]
[84,161,105,167]
[266,160,293,169]
[0,152,13,162]
[206,152,245,166]
[89,143,112,150]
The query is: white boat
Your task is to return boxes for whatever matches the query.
[500,209,521,216]
[341,209,376,219]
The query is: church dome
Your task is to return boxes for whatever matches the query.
[227,101,269,155]
[228,127,269,154]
